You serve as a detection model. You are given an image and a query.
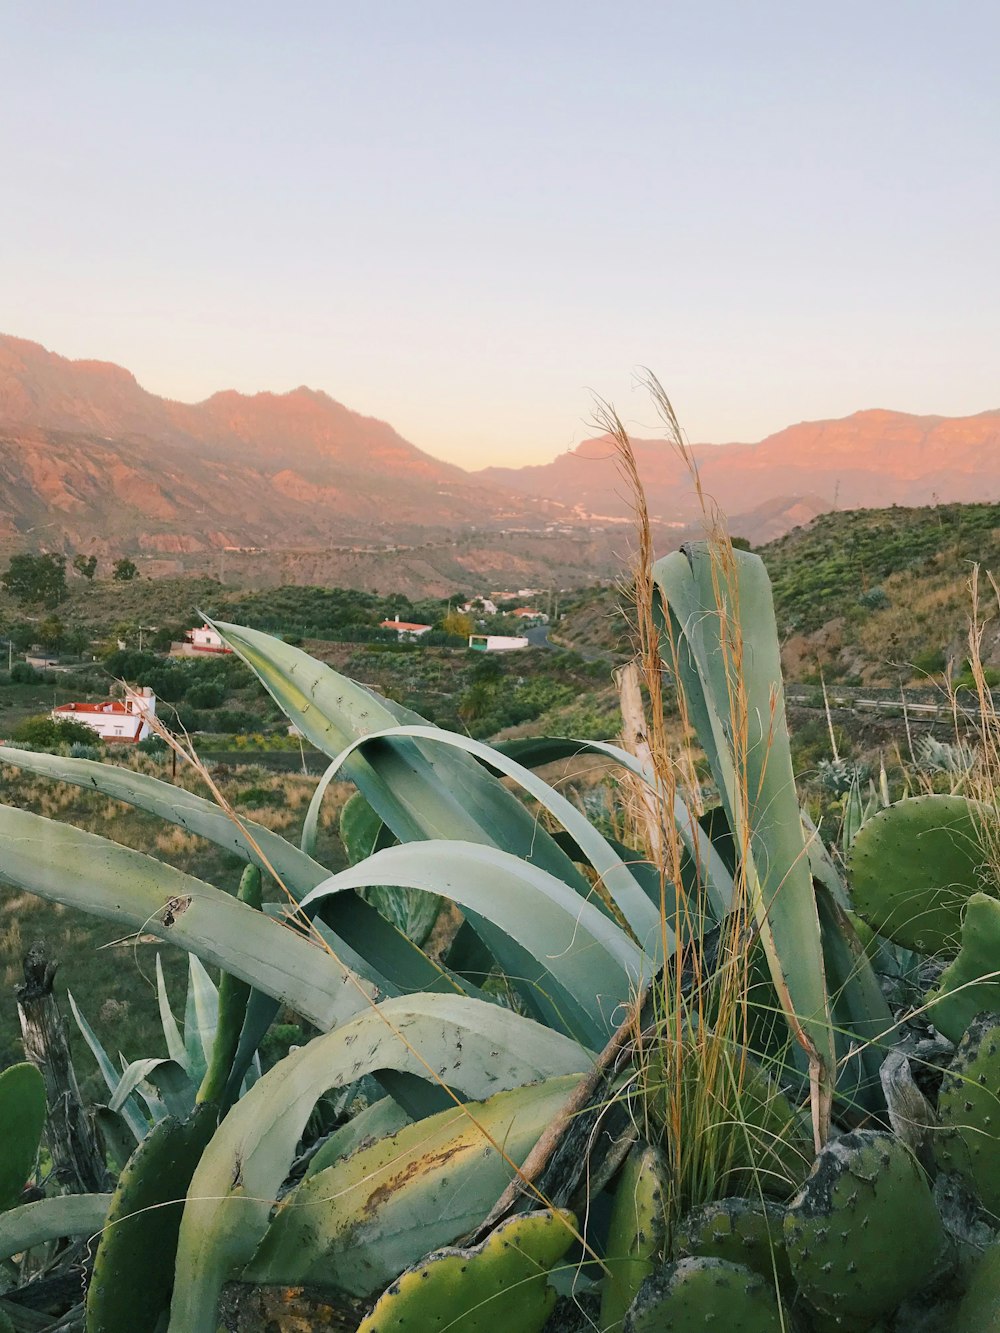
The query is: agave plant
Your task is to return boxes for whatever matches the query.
[0,539,914,1331]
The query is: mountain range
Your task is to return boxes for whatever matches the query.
[1,334,997,588]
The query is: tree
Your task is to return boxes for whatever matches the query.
[2,553,68,608]
[112,558,139,583]
[38,616,65,652]
[13,715,105,749]
[73,555,98,581]
[439,610,475,639]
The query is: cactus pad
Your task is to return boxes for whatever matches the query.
[848,794,989,954]
[86,1102,216,1332]
[357,1208,575,1332]
[952,1238,1000,1332]
[600,1144,667,1331]
[936,1011,1000,1216]
[925,894,1000,1042]
[624,1257,784,1332]
[674,1196,791,1288]
[784,1130,948,1321]
[0,1062,46,1212]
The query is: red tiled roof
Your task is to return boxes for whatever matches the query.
[54,701,134,716]
[379,620,433,632]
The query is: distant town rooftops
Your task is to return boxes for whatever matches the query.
[380,616,433,635]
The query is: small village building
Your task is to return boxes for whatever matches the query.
[186,624,232,654]
[460,598,498,616]
[52,686,157,744]
[469,634,529,653]
[380,615,433,642]
[512,607,549,623]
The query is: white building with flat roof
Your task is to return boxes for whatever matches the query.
[52,687,157,744]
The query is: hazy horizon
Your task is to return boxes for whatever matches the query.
[4,2,997,467]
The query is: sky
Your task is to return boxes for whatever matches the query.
[3,2,998,468]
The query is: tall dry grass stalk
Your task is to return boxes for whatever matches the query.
[594,373,797,1236]
[965,565,1000,882]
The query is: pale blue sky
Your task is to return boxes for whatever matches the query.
[3,2,997,465]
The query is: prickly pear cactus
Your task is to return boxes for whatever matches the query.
[936,1011,1000,1215]
[0,1062,46,1212]
[86,1102,216,1332]
[784,1130,949,1322]
[600,1144,668,1332]
[624,1257,784,1332]
[926,895,1000,1042]
[356,1208,576,1333]
[952,1238,1000,1332]
[848,794,989,954]
[674,1196,791,1289]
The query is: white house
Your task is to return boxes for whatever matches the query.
[379,615,433,642]
[52,687,157,744]
[512,607,548,623]
[186,624,232,654]
[468,634,529,653]
[460,597,498,616]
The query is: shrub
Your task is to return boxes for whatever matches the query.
[9,662,37,684]
[13,715,105,750]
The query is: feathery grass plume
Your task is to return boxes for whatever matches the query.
[592,375,804,1243]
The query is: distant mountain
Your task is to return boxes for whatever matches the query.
[479,408,1000,525]
[1,335,997,577]
[0,335,544,556]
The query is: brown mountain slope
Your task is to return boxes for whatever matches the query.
[0,335,546,555]
[480,409,1000,521]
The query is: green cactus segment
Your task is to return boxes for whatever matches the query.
[599,1144,668,1332]
[245,1075,580,1298]
[953,1239,1000,1332]
[624,1257,784,1332]
[784,1130,948,1321]
[848,794,990,954]
[936,1012,1000,1215]
[926,894,1000,1042]
[197,865,262,1107]
[674,1197,791,1289]
[0,1062,46,1212]
[356,1208,576,1333]
[86,1102,217,1333]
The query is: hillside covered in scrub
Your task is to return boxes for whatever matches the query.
[559,501,1000,686]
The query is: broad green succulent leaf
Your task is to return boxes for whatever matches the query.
[246,1075,583,1297]
[0,1193,111,1260]
[0,805,376,1033]
[0,1064,46,1212]
[184,954,218,1081]
[304,1096,412,1179]
[156,954,188,1070]
[169,994,590,1333]
[496,735,735,918]
[68,991,149,1143]
[340,790,441,946]
[301,840,647,1045]
[110,1058,195,1123]
[653,543,835,1137]
[311,724,660,950]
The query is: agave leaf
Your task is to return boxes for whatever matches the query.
[496,735,734,917]
[0,1193,112,1260]
[213,620,597,893]
[156,954,188,1071]
[0,805,376,1033]
[169,993,590,1333]
[0,745,327,896]
[304,1097,412,1179]
[110,1058,195,1123]
[246,1074,582,1297]
[67,991,149,1143]
[185,954,219,1080]
[301,839,647,1045]
[307,723,661,951]
[652,543,835,1137]
[340,790,441,946]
